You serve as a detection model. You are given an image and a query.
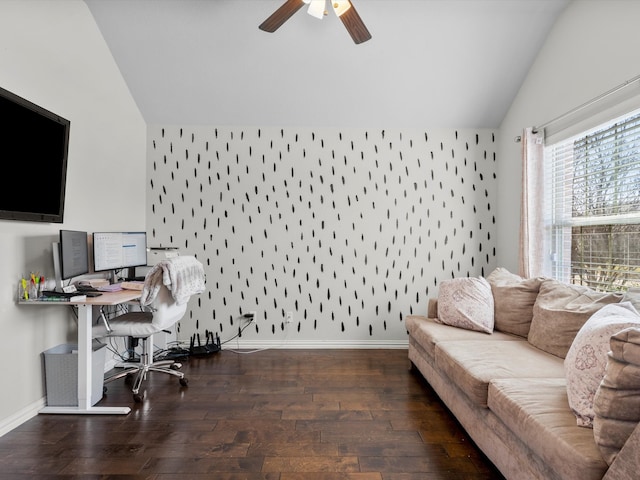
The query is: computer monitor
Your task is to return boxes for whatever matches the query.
[92,232,148,281]
[52,230,89,291]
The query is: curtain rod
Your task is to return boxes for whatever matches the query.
[514,74,640,143]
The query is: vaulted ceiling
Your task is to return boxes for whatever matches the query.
[86,0,569,128]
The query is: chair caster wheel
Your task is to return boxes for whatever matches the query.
[179,377,188,387]
[133,393,144,403]
[170,363,182,370]
[125,373,135,386]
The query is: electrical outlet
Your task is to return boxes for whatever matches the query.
[286,311,293,324]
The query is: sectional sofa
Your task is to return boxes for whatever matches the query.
[406,268,640,480]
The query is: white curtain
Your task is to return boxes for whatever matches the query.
[519,127,545,278]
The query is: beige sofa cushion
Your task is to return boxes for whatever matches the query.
[565,302,640,427]
[593,327,640,465]
[434,339,564,407]
[405,315,520,360]
[528,279,624,358]
[436,276,494,333]
[488,378,608,480]
[487,267,543,337]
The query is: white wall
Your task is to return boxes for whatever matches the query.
[496,0,640,272]
[0,1,146,434]
[147,126,497,347]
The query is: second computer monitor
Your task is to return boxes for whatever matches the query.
[59,229,90,280]
[93,232,148,278]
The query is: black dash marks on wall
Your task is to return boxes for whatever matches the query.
[146,128,497,345]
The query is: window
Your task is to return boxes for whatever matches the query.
[544,109,640,292]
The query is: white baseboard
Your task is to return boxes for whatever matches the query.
[0,397,45,437]
[221,339,409,350]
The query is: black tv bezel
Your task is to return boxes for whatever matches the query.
[0,86,70,223]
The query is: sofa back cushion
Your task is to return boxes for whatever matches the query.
[437,276,494,334]
[593,327,640,465]
[564,302,640,427]
[487,267,542,337]
[622,288,640,311]
[528,279,623,358]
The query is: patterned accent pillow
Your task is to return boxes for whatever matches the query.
[437,277,494,334]
[564,302,640,427]
[593,327,640,465]
[487,267,543,337]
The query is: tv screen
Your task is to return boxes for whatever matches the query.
[93,232,148,272]
[59,230,89,280]
[0,86,70,223]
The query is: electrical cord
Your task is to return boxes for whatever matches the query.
[225,315,290,355]
[220,318,254,346]
[153,340,190,361]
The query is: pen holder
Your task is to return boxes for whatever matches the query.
[18,280,40,301]
[18,281,29,301]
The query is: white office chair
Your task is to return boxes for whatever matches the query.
[94,256,205,403]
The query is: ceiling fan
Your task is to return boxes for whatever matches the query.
[259,0,372,45]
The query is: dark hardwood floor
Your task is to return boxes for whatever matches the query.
[0,349,504,479]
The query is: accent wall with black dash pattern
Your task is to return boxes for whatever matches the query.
[146,127,497,348]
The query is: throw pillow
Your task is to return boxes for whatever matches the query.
[437,277,494,334]
[593,327,640,465]
[487,267,543,337]
[528,279,623,358]
[564,302,640,427]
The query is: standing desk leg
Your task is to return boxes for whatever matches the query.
[77,304,92,410]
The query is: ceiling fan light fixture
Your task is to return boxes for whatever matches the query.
[259,0,371,44]
[307,0,327,19]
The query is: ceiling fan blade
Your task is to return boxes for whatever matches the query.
[335,1,371,44]
[259,0,306,33]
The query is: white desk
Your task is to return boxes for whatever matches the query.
[22,290,141,415]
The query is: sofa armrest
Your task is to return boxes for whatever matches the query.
[603,421,640,480]
[428,298,438,319]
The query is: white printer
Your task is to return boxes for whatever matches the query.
[133,247,181,279]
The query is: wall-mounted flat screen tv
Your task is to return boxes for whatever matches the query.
[0,86,70,223]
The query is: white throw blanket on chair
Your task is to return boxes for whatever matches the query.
[140,255,205,306]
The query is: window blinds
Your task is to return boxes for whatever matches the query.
[545,109,640,291]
